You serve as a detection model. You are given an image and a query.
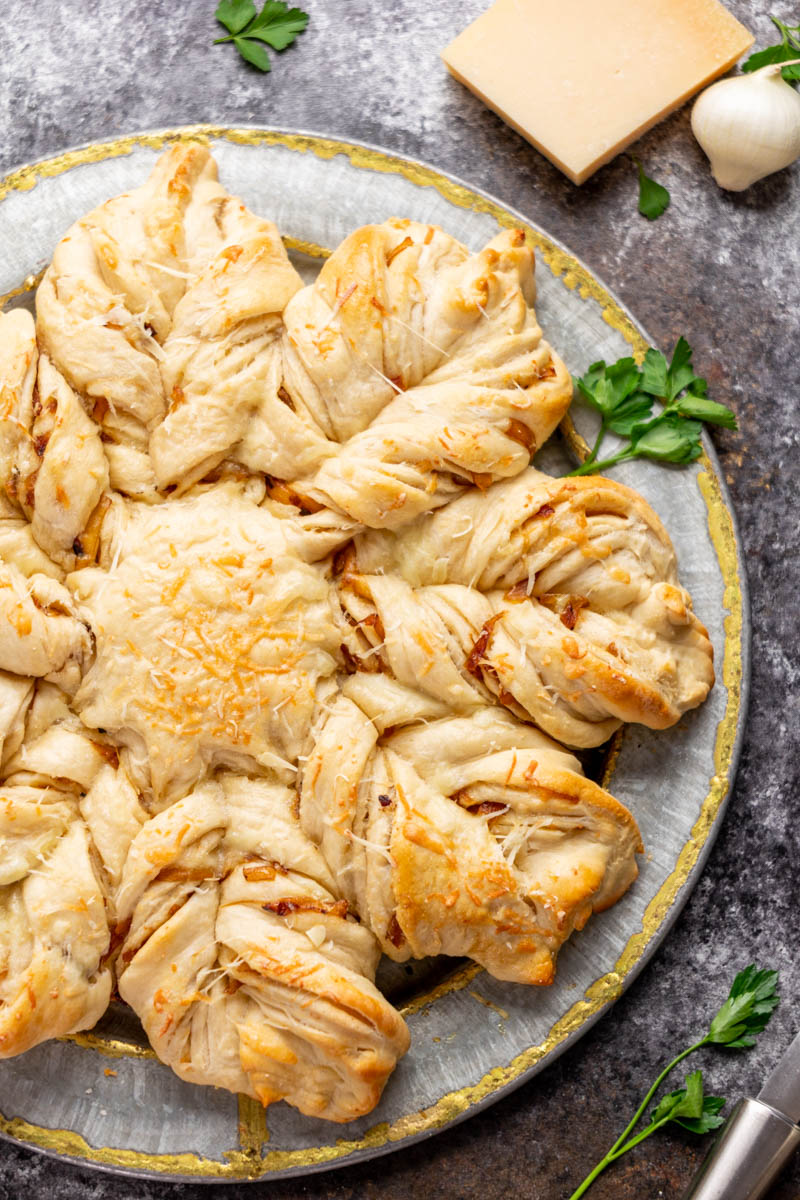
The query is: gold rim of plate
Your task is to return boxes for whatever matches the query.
[0,126,747,1182]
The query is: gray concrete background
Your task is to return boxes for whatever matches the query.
[0,2,798,1197]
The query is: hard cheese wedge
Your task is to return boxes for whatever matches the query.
[442,0,753,184]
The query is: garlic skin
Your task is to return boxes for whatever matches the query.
[691,62,800,191]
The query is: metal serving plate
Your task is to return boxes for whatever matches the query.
[0,128,750,1182]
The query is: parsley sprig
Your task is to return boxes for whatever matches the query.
[214,0,309,72]
[568,336,736,477]
[567,966,780,1199]
[742,15,800,82]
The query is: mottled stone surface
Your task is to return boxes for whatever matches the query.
[0,1,798,1197]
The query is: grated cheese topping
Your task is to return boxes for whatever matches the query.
[70,487,340,804]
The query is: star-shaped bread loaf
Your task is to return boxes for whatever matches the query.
[0,146,713,1122]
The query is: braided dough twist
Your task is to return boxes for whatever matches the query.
[348,467,714,746]
[115,774,409,1119]
[301,692,641,986]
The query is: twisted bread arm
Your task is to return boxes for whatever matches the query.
[33,145,309,501]
[27,356,109,567]
[0,311,80,575]
[284,222,572,527]
[35,144,218,429]
[115,775,409,1121]
[0,309,38,490]
[149,191,304,491]
[0,563,89,689]
[350,468,714,745]
[335,571,638,745]
[0,695,121,1056]
[300,695,641,985]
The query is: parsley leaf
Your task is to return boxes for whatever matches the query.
[708,965,781,1048]
[216,0,257,35]
[651,1070,706,1125]
[235,36,272,70]
[566,966,779,1199]
[568,337,737,477]
[674,389,739,429]
[246,0,310,48]
[674,1095,728,1136]
[629,412,703,464]
[635,158,671,220]
[742,16,800,83]
[576,357,642,419]
[214,0,309,73]
[641,337,699,402]
[639,346,669,399]
[649,1073,727,1135]
[604,390,654,436]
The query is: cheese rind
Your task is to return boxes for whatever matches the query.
[442,0,753,184]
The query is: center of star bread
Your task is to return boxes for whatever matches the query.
[69,488,340,804]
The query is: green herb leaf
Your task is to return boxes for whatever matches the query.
[630,412,703,464]
[674,1096,727,1135]
[575,357,641,418]
[605,391,654,436]
[649,1074,727,1135]
[214,0,309,71]
[644,338,737,427]
[235,36,272,70]
[665,335,698,400]
[572,358,648,458]
[246,1,309,48]
[675,392,738,429]
[604,358,643,403]
[650,1069,706,1125]
[574,361,606,411]
[635,159,671,220]
[742,42,800,75]
[708,965,780,1048]
[742,18,800,82]
[639,347,669,399]
[215,0,257,35]
[640,338,701,403]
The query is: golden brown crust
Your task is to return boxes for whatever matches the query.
[115,776,408,1121]
[0,701,118,1056]
[350,466,714,745]
[284,221,573,526]
[300,695,642,986]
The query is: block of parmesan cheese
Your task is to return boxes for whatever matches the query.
[442,0,753,184]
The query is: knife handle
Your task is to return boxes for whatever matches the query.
[682,1097,800,1200]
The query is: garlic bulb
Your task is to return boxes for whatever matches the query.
[691,61,800,191]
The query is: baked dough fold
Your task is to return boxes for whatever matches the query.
[347,468,714,745]
[34,145,305,503]
[0,562,89,689]
[301,693,641,985]
[0,689,117,1055]
[286,220,573,526]
[115,774,409,1121]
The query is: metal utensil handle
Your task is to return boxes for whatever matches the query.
[682,1097,800,1200]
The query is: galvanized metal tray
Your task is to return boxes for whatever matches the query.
[0,128,750,1182]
